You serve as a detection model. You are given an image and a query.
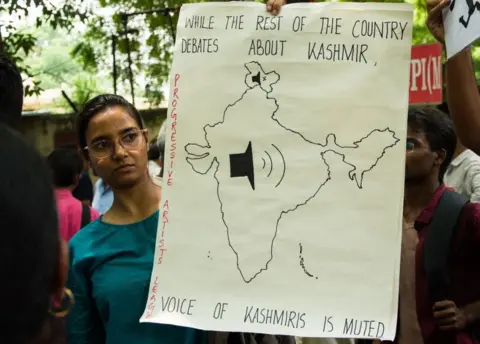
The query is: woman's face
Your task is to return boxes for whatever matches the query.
[85,106,149,189]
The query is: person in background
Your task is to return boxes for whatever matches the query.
[147,139,162,178]
[377,107,480,344]
[92,175,114,215]
[73,161,94,206]
[67,94,206,344]
[47,148,100,241]
[0,123,70,344]
[0,53,71,344]
[426,0,480,155]
[443,112,480,202]
[0,54,23,130]
[61,144,95,206]
[68,94,293,344]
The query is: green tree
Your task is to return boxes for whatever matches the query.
[74,0,480,104]
[0,0,86,95]
[55,72,103,112]
[72,1,179,106]
[23,26,85,90]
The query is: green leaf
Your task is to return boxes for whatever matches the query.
[1,0,88,96]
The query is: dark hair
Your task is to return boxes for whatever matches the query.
[437,102,450,116]
[0,54,24,129]
[60,143,78,150]
[408,106,456,182]
[47,148,84,188]
[76,94,144,150]
[148,142,160,160]
[0,124,59,343]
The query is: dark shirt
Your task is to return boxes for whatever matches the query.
[414,184,480,344]
[72,172,94,203]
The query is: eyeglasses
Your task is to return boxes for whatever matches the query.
[85,128,147,159]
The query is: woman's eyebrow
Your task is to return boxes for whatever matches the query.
[90,135,110,144]
[120,127,138,135]
[90,127,138,143]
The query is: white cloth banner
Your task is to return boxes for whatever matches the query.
[444,0,480,58]
[142,2,413,340]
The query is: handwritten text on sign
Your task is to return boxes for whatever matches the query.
[181,13,408,65]
[142,2,412,340]
[443,0,480,59]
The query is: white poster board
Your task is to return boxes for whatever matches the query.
[142,2,413,340]
[444,0,480,58]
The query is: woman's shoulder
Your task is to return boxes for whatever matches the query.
[69,211,160,262]
[70,218,104,246]
[68,218,118,264]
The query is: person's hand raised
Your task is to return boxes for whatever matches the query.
[426,0,450,44]
[266,0,286,15]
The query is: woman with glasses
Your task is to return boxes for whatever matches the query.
[67,94,207,344]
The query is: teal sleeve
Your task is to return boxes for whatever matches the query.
[67,252,105,344]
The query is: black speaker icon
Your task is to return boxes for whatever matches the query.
[229,141,255,190]
[251,72,261,85]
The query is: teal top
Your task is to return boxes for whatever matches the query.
[67,211,207,344]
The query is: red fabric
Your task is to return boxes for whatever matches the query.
[55,189,100,241]
[413,184,480,344]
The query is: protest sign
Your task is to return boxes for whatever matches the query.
[443,0,480,58]
[142,2,413,340]
[409,43,443,104]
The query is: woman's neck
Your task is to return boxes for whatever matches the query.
[106,175,161,224]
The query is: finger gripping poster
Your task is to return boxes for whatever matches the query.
[142,2,413,340]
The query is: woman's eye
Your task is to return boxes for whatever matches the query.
[406,141,414,151]
[94,141,110,149]
[123,133,138,142]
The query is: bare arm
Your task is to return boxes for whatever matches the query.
[446,49,480,155]
[425,0,480,153]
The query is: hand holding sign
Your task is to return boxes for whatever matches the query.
[426,0,450,44]
[266,0,286,16]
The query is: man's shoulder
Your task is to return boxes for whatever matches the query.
[462,150,480,166]
[458,201,480,232]
[461,201,480,216]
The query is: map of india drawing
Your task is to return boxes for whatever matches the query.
[185,62,399,283]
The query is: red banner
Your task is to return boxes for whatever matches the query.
[409,43,443,105]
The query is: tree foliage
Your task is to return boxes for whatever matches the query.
[72,0,181,106]
[0,0,86,96]
[75,0,480,105]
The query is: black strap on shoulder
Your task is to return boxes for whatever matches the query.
[80,203,91,229]
[423,189,468,302]
[254,334,265,343]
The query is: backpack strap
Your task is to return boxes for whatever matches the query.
[423,189,468,302]
[80,203,91,229]
[254,334,265,343]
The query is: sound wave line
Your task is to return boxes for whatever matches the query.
[272,144,286,188]
[262,157,266,169]
[265,151,273,177]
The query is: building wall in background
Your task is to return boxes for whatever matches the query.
[21,108,167,156]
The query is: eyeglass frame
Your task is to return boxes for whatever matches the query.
[83,128,148,159]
